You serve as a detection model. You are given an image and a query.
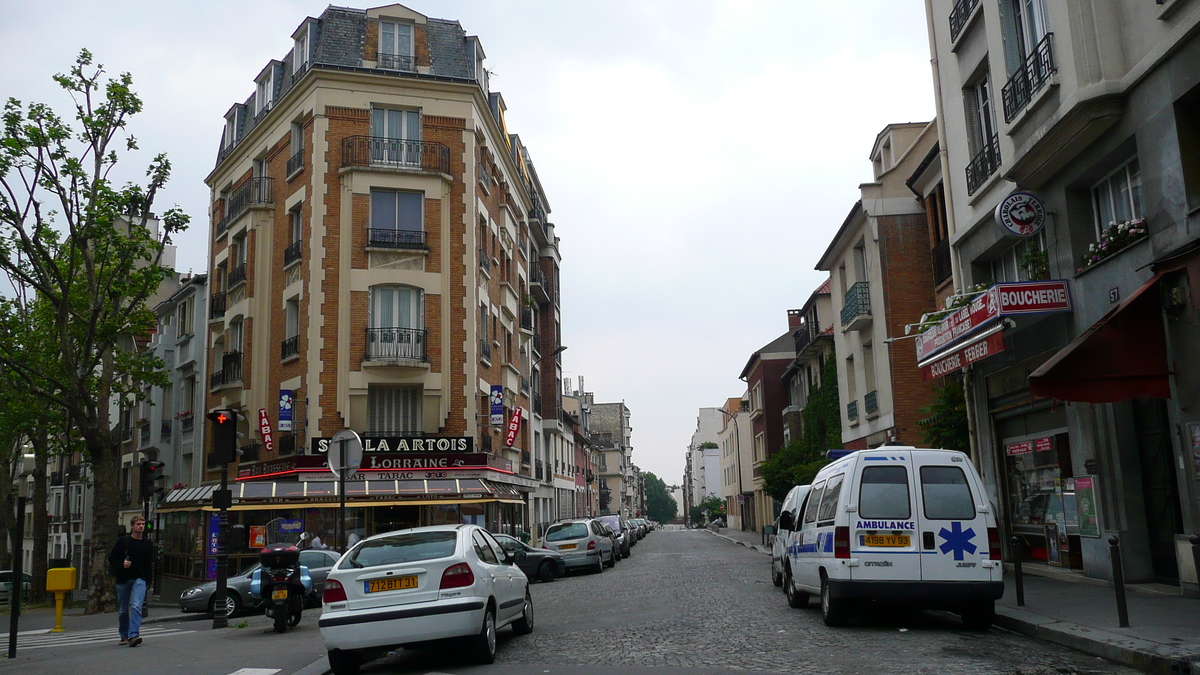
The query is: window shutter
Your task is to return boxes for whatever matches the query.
[962,89,982,156]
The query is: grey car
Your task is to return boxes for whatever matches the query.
[178,548,340,618]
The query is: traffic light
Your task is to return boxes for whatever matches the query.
[140,460,166,501]
[207,409,244,464]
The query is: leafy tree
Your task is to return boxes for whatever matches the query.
[917,378,969,451]
[643,472,677,523]
[0,51,186,612]
[698,494,725,523]
[761,349,840,501]
[689,505,705,527]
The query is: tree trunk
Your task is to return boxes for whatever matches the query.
[30,429,50,605]
[85,432,121,614]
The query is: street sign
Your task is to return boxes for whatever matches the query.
[328,429,363,479]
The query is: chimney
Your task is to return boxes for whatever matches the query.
[787,309,803,329]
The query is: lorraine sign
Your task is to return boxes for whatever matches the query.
[915,280,1072,362]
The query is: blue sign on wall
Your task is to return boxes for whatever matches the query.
[489,385,504,426]
[279,389,294,432]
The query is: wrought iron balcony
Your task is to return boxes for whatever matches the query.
[479,249,491,274]
[342,136,451,174]
[535,459,544,481]
[281,335,299,360]
[238,441,261,463]
[932,238,952,284]
[529,202,546,224]
[847,400,859,421]
[214,177,274,238]
[481,433,493,452]
[365,327,428,361]
[368,228,426,250]
[520,375,529,392]
[948,0,980,43]
[865,390,879,416]
[286,149,303,176]
[210,351,243,389]
[1002,34,1056,122]
[966,134,1001,195]
[479,339,492,363]
[378,53,416,72]
[180,413,195,433]
[840,281,871,331]
[520,307,534,331]
[793,323,814,353]
[522,450,531,466]
[278,429,303,457]
[284,240,301,266]
[210,292,226,319]
[228,263,247,288]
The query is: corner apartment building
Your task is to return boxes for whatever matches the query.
[738,326,796,531]
[816,122,940,450]
[590,399,633,517]
[924,0,1200,587]
[159,4,563,590]
[781,279,836,445]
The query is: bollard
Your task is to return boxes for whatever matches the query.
[1191,535,1200,597]
[1011,535,1025,607]
[1108,535,1130,628]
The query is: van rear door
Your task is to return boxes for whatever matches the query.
[850,453,919,583]
[913,453,991,582]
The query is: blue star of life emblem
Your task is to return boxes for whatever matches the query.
[938,521,977,561]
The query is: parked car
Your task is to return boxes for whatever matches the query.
[319,524,532,674]
[543,518,616,573]
[780,446,1003,629]
[771,484,812,588]
[493,533,567,582]
[631,518,648,538]
[0,571,32,604]
[179,548,340,617]
[595,515,631,558]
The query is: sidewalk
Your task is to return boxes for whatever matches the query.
[704,528,1200,673]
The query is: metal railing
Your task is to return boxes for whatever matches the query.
[522,450,531,466]
[211,292,226,319]
[215,177,274,237]
[949,0,980,42]
[286,150,303,176]
[281,335,299,359]
[368,228,426,250]
[847,400,859,421]
[840,281,871,328]
[238,441,260,463]
[932,238,952,284]
[180,414,194,433]
[865,390,879,415]
[529,203,546,223]
[966,133,1001,195]
[378,53,416,72]
[535,459,544,481]
[228,263,247,287]
[479,339,492,362]
[1002,33,1056,122]
[210,351,243,389]
[793,323,814,353]
[365,327,428,361]
[520,307,533,331]
[479,249,491,274]
[278,429,303,457]
[342,136,451,174]
[520,375,529,392]
[284,240,301,266]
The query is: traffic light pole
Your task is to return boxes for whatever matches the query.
[212,462,229,630]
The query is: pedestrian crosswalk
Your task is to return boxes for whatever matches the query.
[13,624,197,650]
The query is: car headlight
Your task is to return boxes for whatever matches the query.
[181,587,202,598]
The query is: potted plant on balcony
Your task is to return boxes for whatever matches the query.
[1077,217,1148,273]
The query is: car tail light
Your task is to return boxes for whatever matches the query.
[834,526,851,559]
[988,527,1001,560]
[587,540,596,550]
[440,563,475,589]
[323,579,347,603]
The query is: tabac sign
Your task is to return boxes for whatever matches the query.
[915,280,1072,362]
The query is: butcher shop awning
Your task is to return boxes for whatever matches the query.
[155,478,526,512]
[1028,274,1170,403]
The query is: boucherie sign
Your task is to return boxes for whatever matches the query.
[915,280,1072,362]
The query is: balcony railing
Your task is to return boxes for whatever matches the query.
[479,249,491,274]
[210,351,243,389]
[932,238,952,284]
[965,134,1001,195]
[140,425,151,445]
[286,149,303,176]
[228,263,247,288]
[210,292,226,320]
[840,281,871,330]
[948,0,980,43]
[180,413,195,433]
[535,459,544,481]
[865,390,879,416]
[367,228,427,250]
[215,177,274,238]
[238,441,261,463]
[161,420,172,442]
[793,323,814,353]
[479,339,492,363]
[378,53,416,72]
[522,450,531,466]
[342,136,451,175]
[281,335,299,360]
[847,400,859,421]
[284,240,301,266]
[278,429,303,457]
[529,203,546,224]
[520,307,534,331]
[1002,33,1056,122]
[365,327,428,361]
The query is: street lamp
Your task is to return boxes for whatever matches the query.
[716,407,747,531]
[534,344,567,366]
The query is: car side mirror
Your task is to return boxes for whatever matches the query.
[779,511,794,532]
[512,550,527,564]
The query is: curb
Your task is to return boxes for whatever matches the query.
[705,529,771,556]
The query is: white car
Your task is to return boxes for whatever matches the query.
[318,524,533,674]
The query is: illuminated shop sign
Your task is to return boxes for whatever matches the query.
[915,280,1072,362]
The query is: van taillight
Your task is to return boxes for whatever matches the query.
[834,526,850,559]
[988,527,1001,560]
[323,579,347,603]
[587,540,596,551]
[440,563,475,589]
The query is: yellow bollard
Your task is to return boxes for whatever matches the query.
[45,568,77,634]
[51,592,65,633]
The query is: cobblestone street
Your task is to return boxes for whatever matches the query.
[363,529,1141,674]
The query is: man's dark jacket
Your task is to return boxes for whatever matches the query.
[107,535,153,584]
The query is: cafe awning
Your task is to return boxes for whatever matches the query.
[155,478,526,513]
[1028,273,1170,403]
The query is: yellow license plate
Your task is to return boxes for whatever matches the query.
[366,576,418,593]
[558,543,577,550]
[862,534,911,547]
[271,589,288,600]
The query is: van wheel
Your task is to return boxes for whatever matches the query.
[772,563,783,587]
[785,567,809,608]
[959,601,994,631]
[820,575,850,627]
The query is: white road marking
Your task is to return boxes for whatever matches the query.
[227,670,281,675]
[12,624,196,650]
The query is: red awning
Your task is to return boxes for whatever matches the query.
[1028,273,1171,403]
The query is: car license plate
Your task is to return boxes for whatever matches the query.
[366,576,418,593]
[861,534,910,547]
[271,588,288,600]
[558,543,576,550]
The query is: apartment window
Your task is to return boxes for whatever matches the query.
[751,383,763,413]
[176,297,193,336]
[223,111,238,149]
[370,190,423,248]
[256,69,275,115]
[233,234,248,267]
[228,319,244,354]
[753,433,765,463]
[1091,157,1143,238]
[285,297,300,339]
[289,207,302,245]
[1007,0,1050,69]
[368,386,422,434]
[293,26,310,74]
[990,232,1047,282]
[370,286,422,331]
[968,76,996,153]
[370,108,422,166]
[379,21,414,70]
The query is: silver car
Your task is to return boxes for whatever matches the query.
[179,548,340,617]
[542,519,616,573]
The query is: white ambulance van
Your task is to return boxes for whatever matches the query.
[780,446,1002,628]
[770,484,811,588]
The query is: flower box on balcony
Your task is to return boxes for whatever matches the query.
[1077,218,1148,274]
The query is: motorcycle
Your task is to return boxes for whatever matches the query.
[249,543,312,633]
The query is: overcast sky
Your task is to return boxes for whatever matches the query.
[0,1,936,488]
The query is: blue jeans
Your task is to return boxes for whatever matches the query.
[116,578,147,639]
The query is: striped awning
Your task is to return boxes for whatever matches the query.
[156,478,525,512]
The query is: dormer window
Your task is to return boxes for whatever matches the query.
[256,69,275,116]
[224,110,238,149]
[294,28,310,74]
[380,21,414,71]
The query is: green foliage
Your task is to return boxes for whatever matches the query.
[698,494,724,520]
[761,350,840,501]
[642,472,678,523]
[916,378,970,451]
[689,506,705,526]
[698,441,717,449]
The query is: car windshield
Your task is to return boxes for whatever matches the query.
[597,516,620,530]
[340,531,457,569]
[545,523,588,541]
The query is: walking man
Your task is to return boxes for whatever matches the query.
[108,515,153,647]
